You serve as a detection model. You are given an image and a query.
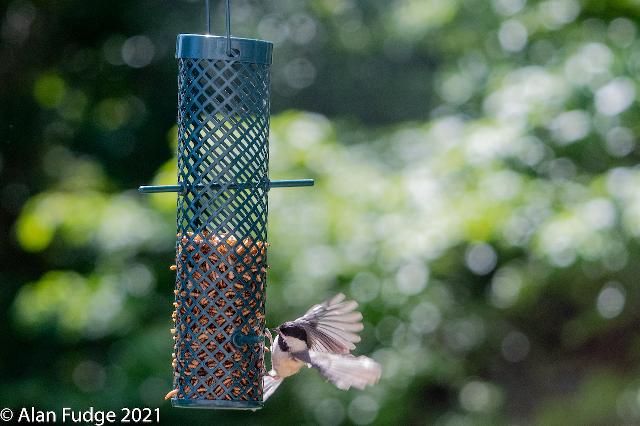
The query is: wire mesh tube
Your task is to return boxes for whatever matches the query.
[170,35,273,409]
[138,9,313,409]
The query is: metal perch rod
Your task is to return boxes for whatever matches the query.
[139,179,314,193]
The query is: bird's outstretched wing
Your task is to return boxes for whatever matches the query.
[294,293,364,354]
[294,350,381,391]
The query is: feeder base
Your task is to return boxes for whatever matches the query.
[171,398,263,411]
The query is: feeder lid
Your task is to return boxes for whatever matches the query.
[176,34,273,65]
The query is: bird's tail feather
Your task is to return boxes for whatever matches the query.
[307,351,381,391]
[263,372,284,401]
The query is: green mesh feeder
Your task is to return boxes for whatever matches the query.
[139,0,313,410]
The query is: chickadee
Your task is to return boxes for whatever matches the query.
[263,293,381,401]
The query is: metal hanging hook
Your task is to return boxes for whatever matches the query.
[225,0,232,55]
[205,0,211,34]
[204,0,231,54]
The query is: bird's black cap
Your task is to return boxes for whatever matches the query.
[278,321,308,342]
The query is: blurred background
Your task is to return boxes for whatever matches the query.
[1,0,640,424]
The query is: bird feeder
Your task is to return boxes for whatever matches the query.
[139,0,313,410]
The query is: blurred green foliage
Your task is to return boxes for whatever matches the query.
[2,0,640,425]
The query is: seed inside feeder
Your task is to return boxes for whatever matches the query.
[170,232,266,401]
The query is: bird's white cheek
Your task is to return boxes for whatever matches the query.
[283,336,308,353]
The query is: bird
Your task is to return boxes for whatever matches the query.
[263,293,381,401]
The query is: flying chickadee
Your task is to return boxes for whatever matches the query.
[263,293,381,401]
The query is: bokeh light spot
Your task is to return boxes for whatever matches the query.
[396,261,429,295]
[314,398,346,426]
[549,110,590,145]
[72,360,106,393]
[595,78,636,116]
[33,74,66,108]
[459,381,498,412]
[608,18,636,47]
[492,0,526,16]
[350,272,380,303]
[605,126,635,157]
[490,266,523,308]
[348,395,379,425]
[283,58,317,89]
[499,20,528,52]
[596,283,625,319]
[465,243,498,275]
[121,35,155,68]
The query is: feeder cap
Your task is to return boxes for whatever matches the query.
[176,34,273,65]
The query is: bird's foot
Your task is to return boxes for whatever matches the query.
[265,328,274,350]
